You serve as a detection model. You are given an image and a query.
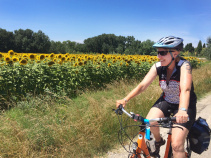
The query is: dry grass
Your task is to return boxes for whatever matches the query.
[192,61,211,98]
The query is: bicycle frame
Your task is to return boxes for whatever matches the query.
[131,131,150,158]
[115,106,191,158]
[164,129,172,158]
[130,128,172,158]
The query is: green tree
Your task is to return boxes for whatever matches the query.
[116,44,124,54]
[207,36,211,45]
[184,43,195,54]
[50,41,66,54]
[14,29,50,53]
[32,30,51,53]
[0,28,14,52]
[14,29,34,52]
[84,34,144,54]
[117,35,127,53]
[203,37,211,60]
[140,39,155,55]
[196,40,202,55]
[75,43,86,53]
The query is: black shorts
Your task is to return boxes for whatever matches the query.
[152,96,196,130]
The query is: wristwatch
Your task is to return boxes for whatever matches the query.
[179,108,187,111]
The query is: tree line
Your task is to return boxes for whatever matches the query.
[0,28,155,55]
[0,28,210,58]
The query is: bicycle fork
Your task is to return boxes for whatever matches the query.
[130,131,151,158]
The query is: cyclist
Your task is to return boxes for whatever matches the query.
[116,36,197,158]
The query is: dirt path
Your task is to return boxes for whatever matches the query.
[105,92,211,158]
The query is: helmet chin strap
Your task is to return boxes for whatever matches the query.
[166,50,175,68]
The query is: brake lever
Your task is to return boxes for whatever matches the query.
[112,108,123,115]
[158,122,184,130]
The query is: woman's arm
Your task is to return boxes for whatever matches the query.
[175,61,192,123]
[116,63,158,107]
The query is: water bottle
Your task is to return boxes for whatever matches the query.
[146,132,156,153]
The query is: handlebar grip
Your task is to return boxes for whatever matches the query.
[170,117,176,121]
[161,117,176,122]
[119,104,123,109]
[115,104,123,115]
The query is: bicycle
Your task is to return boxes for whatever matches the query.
[114,105,192,158]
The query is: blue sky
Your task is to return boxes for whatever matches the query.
[1,0,211,47]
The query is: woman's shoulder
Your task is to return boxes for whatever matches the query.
[154,62,163,75]
[177,58,187,67]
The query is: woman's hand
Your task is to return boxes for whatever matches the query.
[116,99,127,108]
[174,110,189,124]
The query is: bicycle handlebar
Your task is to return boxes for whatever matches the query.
[115,104,177,140]
[115,104,176,124]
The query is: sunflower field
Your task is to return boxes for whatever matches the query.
[0,50,201,100]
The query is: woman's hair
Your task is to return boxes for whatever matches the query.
[175,55,181,62]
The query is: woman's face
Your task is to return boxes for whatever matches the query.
[157,48,179,66]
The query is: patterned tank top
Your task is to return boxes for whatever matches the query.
[156,59,197,104]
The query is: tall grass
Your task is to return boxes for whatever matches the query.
[0,61,210,158]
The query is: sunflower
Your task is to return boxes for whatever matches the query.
[74,62,78,67]
[39,54,46,61]
[48,61,55,67]
[4,56,11,63]
[108,63,111,67]
[101,54,105,58]
[49,53,55,58]
[65,53,69,56]
[23,54,28,58]
[61,57,66,62]
[84,61,87,65]
[19,59,28,65]
[8,50,15,56]
[77,58,81,62]
[29,54,36,60]
[57,54,62,59]
[78,61,83,66]
[12,57,19,62]
[102,59,106,63]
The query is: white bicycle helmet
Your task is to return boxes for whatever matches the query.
[153,36,183,51]
[153,36,184,67]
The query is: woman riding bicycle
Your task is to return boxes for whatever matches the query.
[116,36,197,158]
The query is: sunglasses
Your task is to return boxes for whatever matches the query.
[157,51,175,56]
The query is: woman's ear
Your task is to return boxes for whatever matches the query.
[173,51,179,58]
